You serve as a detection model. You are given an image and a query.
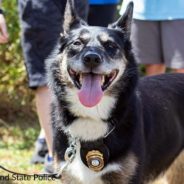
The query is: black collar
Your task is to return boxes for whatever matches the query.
[64,118,118,172]
[80,118,117,171]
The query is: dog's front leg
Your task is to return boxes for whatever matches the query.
[52,128,68,163]
[129,171,144,184]
[102,170,143,184]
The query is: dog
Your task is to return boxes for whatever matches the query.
[47,1,184,183]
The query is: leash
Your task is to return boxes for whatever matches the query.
[0,140,78,180]
[57,138,78,176]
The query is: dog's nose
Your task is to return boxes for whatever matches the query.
[83,52,102,68]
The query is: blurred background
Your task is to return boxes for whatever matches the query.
[0,1,45,183]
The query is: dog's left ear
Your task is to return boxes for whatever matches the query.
[109,2,134,39]
[63,0,87,34]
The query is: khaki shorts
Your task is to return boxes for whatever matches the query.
[131,19,184,69]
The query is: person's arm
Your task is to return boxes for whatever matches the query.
[0,0,9,44]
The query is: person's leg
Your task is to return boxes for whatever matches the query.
[31,128,48,164]
[145,64,166,76]
[35,86,53,156]
[88,4,117,27]
[18,0,63,166]
[131,20,165,76]
[173,69,184,73]
[162,20,184,72]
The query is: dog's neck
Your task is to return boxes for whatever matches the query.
[55,64,139,143]
[65,120,115,171]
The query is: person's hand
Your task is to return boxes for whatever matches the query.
[0,14,9,44]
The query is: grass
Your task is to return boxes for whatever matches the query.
[0,119,57,184]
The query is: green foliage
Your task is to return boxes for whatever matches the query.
[0,0,24,89]
[0,0,36,123]
[0,119,39,150]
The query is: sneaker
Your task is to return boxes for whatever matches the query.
[31,138,48,164]
[44,154,54,174]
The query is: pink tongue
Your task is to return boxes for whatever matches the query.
[78,74,103,107]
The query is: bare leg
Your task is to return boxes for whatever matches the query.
[38,128,46,139]
[35,86,53,156]
[173,69,184,73]
[145,64,166,76]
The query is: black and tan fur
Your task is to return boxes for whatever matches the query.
[47,1,184,183]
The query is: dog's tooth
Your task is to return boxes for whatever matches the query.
[79,74,82,84]
[108,73,112,78]
[101,75,105,84]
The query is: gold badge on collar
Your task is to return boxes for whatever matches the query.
[86,150,104,172]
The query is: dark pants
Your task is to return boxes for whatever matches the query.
[88,4,117,27]
[18,0,88,89]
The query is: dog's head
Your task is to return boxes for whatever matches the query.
[51,1,135,110]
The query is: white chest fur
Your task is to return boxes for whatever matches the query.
[65,118,108,141]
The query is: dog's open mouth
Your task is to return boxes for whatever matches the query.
[68,69,118,107]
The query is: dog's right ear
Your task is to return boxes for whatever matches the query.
[63,0,87,34]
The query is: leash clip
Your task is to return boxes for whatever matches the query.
[57,138,77,178]
[64,145,76,163]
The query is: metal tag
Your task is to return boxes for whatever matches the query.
[86,150,104,172]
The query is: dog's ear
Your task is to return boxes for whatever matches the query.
[109,2,133,39]
[63,0,87,34]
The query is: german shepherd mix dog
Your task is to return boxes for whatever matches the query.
[47,1,184,183]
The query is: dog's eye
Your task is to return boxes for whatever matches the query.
[104,41,118,50]
[73,40,82,46]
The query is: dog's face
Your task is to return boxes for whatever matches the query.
[57,1,133,109]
